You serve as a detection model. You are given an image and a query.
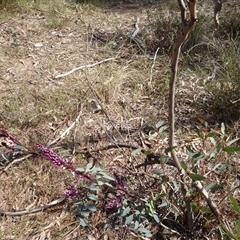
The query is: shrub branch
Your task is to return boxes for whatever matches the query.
[169,0,221,228]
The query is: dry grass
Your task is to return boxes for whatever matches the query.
[0,0,239,239]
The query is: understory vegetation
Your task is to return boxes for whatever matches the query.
[0,0,239,239]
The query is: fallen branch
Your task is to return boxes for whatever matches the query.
[0,195,66,216]
[149,47,160,86]
[54,57,114,79]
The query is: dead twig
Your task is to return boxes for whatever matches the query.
[0,195,66,216]
[48,103,82,147]
[149,47,160,86]
[132,17,140,38]
[2,153,33,172]
[54,58,114,79]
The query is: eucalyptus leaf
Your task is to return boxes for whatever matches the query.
[13,145,28,151]
[138,227,152,237]
[134,220,139,229]
[131,148,142,156]
[87,193,98,201]
[159,126,168,133]
[86,162,93,172]
[189,173,206,181]
[153,213,160,223]
[158,202,168,208]
[76,167,85,172]
[86,203,97,212]
[122,206,131,217]
[223,146,240,153]
[156,120,164,128]
[201,207,211,214]
[89,184,100,191]
[81,210,90,217]
[143,150,152,155]
[1,153,9,161]
[97,180,104,186]
[149,132,158,140]
[125,214,133,225]
[152,169,163,175]
[79,217,88,227]
[181,161,187,170]
[164,146,176,154]
[227,138,240,146]
[103,182,113,187]
[210,184,223,193]
[161,156,169,164]
[98,172,115,181]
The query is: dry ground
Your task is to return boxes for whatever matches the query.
[0,1,239,239]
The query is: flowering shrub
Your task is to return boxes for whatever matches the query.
[1,125,240,239]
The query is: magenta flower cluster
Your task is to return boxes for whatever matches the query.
[105,173,127,210]
[64,186,79,198]
[37,144,74,170]
[105,193,124,209]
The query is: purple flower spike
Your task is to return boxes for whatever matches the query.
[37,144,74,170]
[64,186,79,198]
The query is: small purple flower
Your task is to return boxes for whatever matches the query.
[37,144,74,170]
[64,186,79,198]
[114,172,128,190]
[105,193,124,210]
